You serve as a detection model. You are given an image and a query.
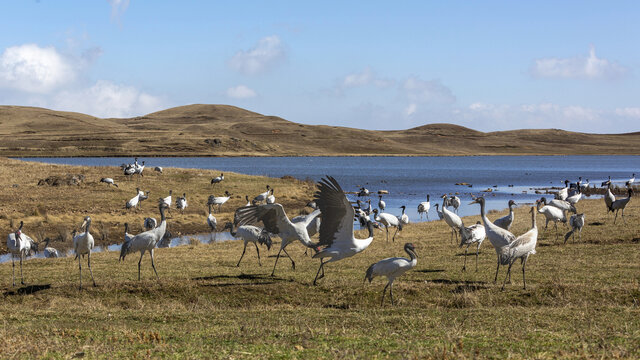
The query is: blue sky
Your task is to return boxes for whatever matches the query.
[0,1,638,132]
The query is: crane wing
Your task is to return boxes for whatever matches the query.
[314,176,355,248]
[235,204,291,235]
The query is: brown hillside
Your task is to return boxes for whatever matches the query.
[0,104,638,156]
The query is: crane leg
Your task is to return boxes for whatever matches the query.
[271,248,283,276]
[254,243,261,266]
[475,243,480,272]
[78,254,83,290]
[87,252,96,287]
[150,249,159,280]
[237,242,248,267]
[522,257,528,290]
[390,282,395,306]
[501,261,514,291]
[381,282,390,306]
[138,251,144,281]
[392,227,399,242]
[282,248,295,270]
[12,257,15,287]
[385,227,389,242]
[313,259,326,285]
[462,245,469,272]
[19,254,24,285]
[493,260,500,284]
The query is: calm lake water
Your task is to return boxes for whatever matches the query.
[17,156,640,222]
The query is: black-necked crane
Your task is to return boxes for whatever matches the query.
[223,221,272,267]
[500,205,538,290]
[143,217,157,230]
[176,193,188,213]
[126,189,141,210]
[235,202,321,276]
[539,197,576,214]
[441,195,462,244]
[211,173,224,186]
[266,189,275,204]
[564,213,585,243]
[372,208,402,242]
[459,220,486,272]
[470,197,516,283]
[398,205,409,225]
[493,200,516,231]
[162,190,173,211]
[604,183,615,214]
[100,177,118,188]
[434,203,444,220]
[123,163,136,180]
[42,238,59,258]
[556,180,570,200]
[580,178,590,190]
[253,185,271,204]
[566,185,582,205]
[364,243,417,305]
[611,188,633,224]
[208,191,232,213]
[536,198,567,241]
[417,194,430,220]
[73,216,96,290]
[154,166,163,174]
[245,195,252,207]
[7,221,37,286]
[312,176,375,285]
[378,195,386,211]
[137,191,150,210]
[357,187,370,197]
[134,161,145,178]
[601,176,612,188]
[626,173,636,187]
[207,203,217,240]
[448,195,461,214]
[119,202,169,281]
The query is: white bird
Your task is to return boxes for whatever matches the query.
[235,202,321,276]
[378,195,386,211]
[176,193,188,212]
[143,217,157,230]
[564,213,585,244]
[100,177,118,187]
[539,197,576,214]
[253,185,271,204]
[357,187,370,197]
[211,173,224,186]
[154,166,163,174]
[556,180,570,200]
[206,203,217,233]
[123,223,134,245]
[459,221,486,272]
[417,194,430,220]
[266,189,275,204]
[604,183,616,214]
[501,206,538,290]
[580,178,590,190]
[7,221,36,286]
[493,200,517,231]
[372,208,402,242]
[126,191,140,210]
[611,188,633,224]
[223,221,272,267]
[565,186,582,205]
[162,190,173,209]
[123,164,136,180]
[119,202,169,280]
[134,161,145,178]
[434,203,444,220]
[441,195,462,244]
[73,216,96,290]
[42,238,59,258]
[244,195,252,207]
[398,205,409,225]
[208,191,232,212]
[364,243,417,306]
[601,176,612,188]
[312,176,375,285]
[470,197,516,283]
[447,195,461,214]
[536,198,567,241]
[626,173,636,187]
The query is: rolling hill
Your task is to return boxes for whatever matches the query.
[0,104,638,156]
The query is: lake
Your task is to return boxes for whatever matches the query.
[17,156,640,222]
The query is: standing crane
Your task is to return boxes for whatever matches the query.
[501,206,538,290]
[73,216,96,290]
[364,243,417,306]
[223,221,272,267]
[417,194,430,220]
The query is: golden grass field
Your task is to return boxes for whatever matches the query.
[0,158,639,359]
[1,105,640,157]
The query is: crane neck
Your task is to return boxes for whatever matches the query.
[85,220,91,234]
[405,247,417,262]
[530,206,537,229]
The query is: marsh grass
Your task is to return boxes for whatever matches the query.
[0,158,639,358]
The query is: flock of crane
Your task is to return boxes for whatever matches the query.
[4,158,636,305]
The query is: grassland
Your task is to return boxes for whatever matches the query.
[1,105,640,157]
[0,159,639,359]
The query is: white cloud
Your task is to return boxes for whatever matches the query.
[226,85,257,99]
[53,80,164,118]
[342,67,395,88]
[108,0,130,22]
[403,76,456,104]
[531,45,627,80]
[405,103,417,116]
[228,36,285,75]
[615,107,640,119]
[0,44,76,93]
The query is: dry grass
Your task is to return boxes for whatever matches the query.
[0,159,639,358]
[1,105,639,157]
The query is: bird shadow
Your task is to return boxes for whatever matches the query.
[200,281,278,288]
[451,283,489,293]
[589,221,605,226]
[3,284,52,296]
[426,278,487,286]
[192,273,283,281]
[455,252,482,257]
[415,269,446,274]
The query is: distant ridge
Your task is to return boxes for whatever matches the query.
[0,104,638,156]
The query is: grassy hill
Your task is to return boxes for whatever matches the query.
[0,104,638,156]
